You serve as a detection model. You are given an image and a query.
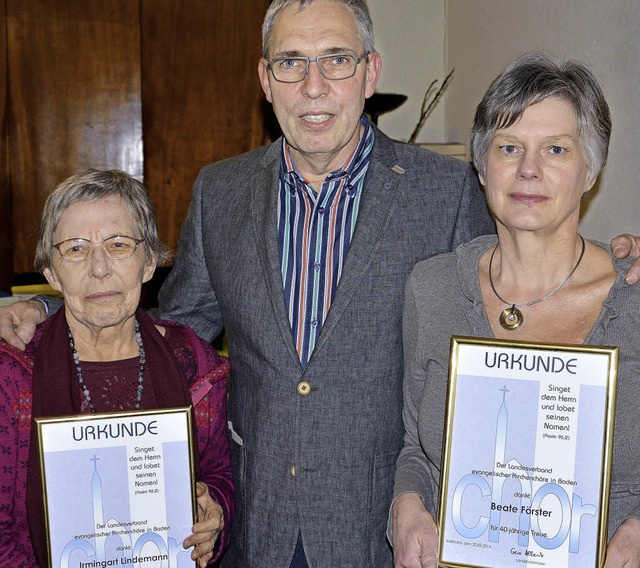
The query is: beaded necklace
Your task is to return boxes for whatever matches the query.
[68,320,145,413]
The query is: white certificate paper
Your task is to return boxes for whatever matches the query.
[35,407,196,568]
[438,337,617,568]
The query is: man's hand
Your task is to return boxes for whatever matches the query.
[611,234,640,284]
[392,492,438,568]
[183,482,224,567]
[0,299,47,350]
[604,517,640,568]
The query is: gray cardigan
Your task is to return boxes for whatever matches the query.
[394,234,640,540]
[157,126,495,567]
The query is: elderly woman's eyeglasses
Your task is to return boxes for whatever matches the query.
[53,236,144,263]
[267,52,368,83]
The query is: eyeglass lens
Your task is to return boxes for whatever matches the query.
[270,53,360,82]
[55,236,140,262]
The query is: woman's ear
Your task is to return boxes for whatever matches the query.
[43,267,62,292]
[142,258,157,284]
[585,171,598,194]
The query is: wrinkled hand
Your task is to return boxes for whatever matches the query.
[611,234,640,284]
[183,482,224,567]
[392,493,438,568]
[0,300,47,350]
[604,517,640,568]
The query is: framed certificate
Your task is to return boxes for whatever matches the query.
[438,337,618,568]
[35,407,197,568]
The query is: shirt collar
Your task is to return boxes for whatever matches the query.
[281,115,374,188]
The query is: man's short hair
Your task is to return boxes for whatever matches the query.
[262,0,375,59]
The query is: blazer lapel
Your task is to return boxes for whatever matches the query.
[251,140,303,368]
[308,129,405,364]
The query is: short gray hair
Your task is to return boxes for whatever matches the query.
[35,169,170,271]
[262,0,375,59]
[471,52,611,183]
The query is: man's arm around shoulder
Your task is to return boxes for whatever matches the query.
[0,297,54,350]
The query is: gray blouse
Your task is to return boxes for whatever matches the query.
[393,235,640,538]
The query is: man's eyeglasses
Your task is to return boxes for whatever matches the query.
[53,235,144,263]
[267,52,368,83]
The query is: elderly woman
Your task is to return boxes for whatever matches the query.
[0,169,233,567]
[391,52,640,568]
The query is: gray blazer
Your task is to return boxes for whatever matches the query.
[158,126,495,567]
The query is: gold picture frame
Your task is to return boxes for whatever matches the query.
[35,406,197,568]
[437,336,618,568]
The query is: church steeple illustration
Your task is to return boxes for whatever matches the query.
[91,454,106,561]
[494,385,509,465]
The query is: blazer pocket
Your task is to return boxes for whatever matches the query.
[369,449,400,565]
[228,420,248,549]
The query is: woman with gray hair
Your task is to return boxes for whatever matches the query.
[391,52,640,568]
[0,169,234,566]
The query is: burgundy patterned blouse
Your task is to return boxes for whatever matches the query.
[0,317,233,566]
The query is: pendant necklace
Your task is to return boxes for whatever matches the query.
[68,320,146,413]
[489,235,586,331]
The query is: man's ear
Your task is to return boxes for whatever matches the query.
[258,59,273,103]
[364,51,382,99]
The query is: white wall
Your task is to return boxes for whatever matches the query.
[446,0,640,242]
[367,0,446,143]
[369,0,640,241]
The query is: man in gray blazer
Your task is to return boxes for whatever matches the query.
[158,1,494,566]
[2,1,639,567]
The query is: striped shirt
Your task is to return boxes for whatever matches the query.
[277,117,375,367]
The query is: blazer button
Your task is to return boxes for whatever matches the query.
[297,380,311,396]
